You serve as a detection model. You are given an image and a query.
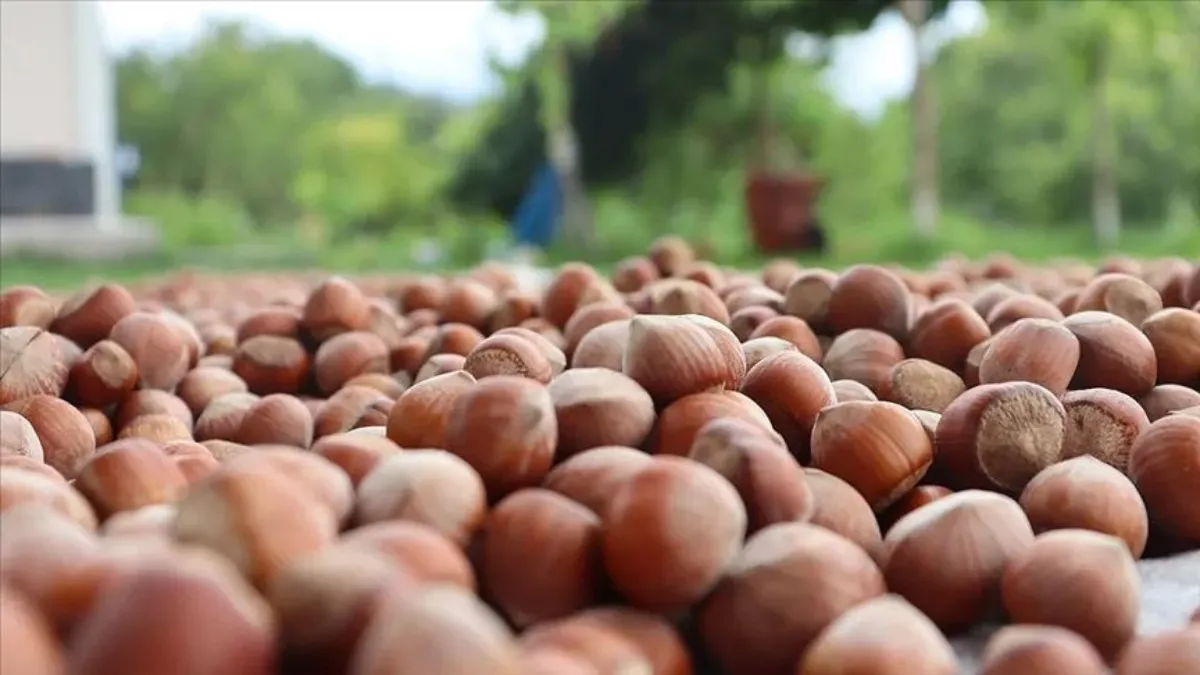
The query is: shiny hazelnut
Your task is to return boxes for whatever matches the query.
[612,256,660,293]
[812,401,934,511]
[463,332,554,383]
[647,390,770,456]
[311,432,401,486]
[1002,529,1140,660]
[237,306,302,342]
[313,385,391,439]
[1128,415,1200,542]
[302,276,371,342]
[385,370,475,449]
[985,294,1065,332]
[826,264,912,340]
[541,446,652,516]
[1020,455,1148,557]
[741,351,836,459]
[908,299,992,373]
[193,391,258,442]
[50,284,136,347]
[821,328,905,394]
[312,330,389,394]
[232,334,310,395]
[831,379,877,403]
[747,315,822,362]
[340,521,475,590]
[936,382,1066,491]
[107,312,190,391]
[114,389,193,431]
[176,366,248,417]
[698,522,886,675]
[1141,308,1200,384]
[882,490,1034,631]
[1063,311,1157,396]
[562,301,635,357]
[478,488,604,627]
[67,340,137,408]
[571,318,629,371]
[690,417,813,533]
[234,393,314,448]
[978,318,1079,396]
[547,368,655,458]
[603,456,746,613]
[0,285,58,329]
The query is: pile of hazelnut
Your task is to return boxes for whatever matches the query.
[1,237,1198,675]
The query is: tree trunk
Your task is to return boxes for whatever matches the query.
[900,0,940,238]
[1089,39,1121,249]
[542,46,594,250]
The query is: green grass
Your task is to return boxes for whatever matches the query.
[4,211,1195,293]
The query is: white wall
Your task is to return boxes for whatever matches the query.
[0,0,118,222]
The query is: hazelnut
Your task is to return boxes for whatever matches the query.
[232,334,310,395]
[444,376,556,500]
[341,521,475,590]
[647,237,695,276]
[175,366,248,416]
[747,315,822,362]
[1063,311,1157,396]
[882,490,1034,631]
[571,318,630,371]
[908,299,992,373]
[563,606,692,675]
[0,409,44,460]
[802,467,884,560]
[624,315,741,404]
[982,625,1107,675]
[50,284,136,347]
[963,336,992,387]
[396,276,445,313]
[0,327,71,404]
[541,445,652,516]
[603,456,746,613]
[1140,384,1200,421]
[612,256,660,293]
[1061,388,1149,472]
[1001,529,1140,660]
[730,306,779,342]
[985,294,1065,332]
[267,546,414,671]
[978,318,1080,396]
[237,306,302,342]
[881,484,953,531]
[439,279,499,330]
[3,395,96,478]
[826,264,912,340]
[389,334,431,375]
[783,269,838,333]
[478,488,604,627]
[520,615,653,674]
[174,463,339,588]
[1019,455,1149,557]
[831,379,877,403]
[1128,415,1200,542]
[67,557,276,675]
[936,382,1066,491]
[80,408,113,447]
[1141,308,1200,384]
[313,330,390,394]
[114,389,193,432]
[0,285,58,329]
[0,584,66,675]
[463,332,554,383]
[541,263,604,328]
[877,358,966,413]
[350,585,523,675]
[690,417,813,533]
[1075,273,1164,326]
[547,368,656,458]
[797,594,957,675]
[821,328,905,394]
[698,523,886,675]
[647,390,770,456]
[562,301,635,357]
[1113,629,1200,675]
[107,312,190,391]
[0,504,100,609]
[488,290,540,332]
[313,385,391,439]
[234,393,314,448]
[100,503,177,540]
[414,352,465,383]
[0,468,97,530]
[302,276,371,342]
[194,391,258,442]
[311,432,401,486]
[386,370,475,449]
[741,351,836,459]
[811,401,934,511]
[66,340,137,408]
[354,450,486,547]
[118,413,193,444]
[226,448,354,524]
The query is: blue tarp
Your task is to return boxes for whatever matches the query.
[511,163,561,248]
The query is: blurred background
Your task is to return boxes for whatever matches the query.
[1,0,1197,288]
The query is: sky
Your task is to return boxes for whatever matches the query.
[97,0,987,119]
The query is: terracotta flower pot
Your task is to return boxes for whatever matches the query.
[745,171,824,253]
